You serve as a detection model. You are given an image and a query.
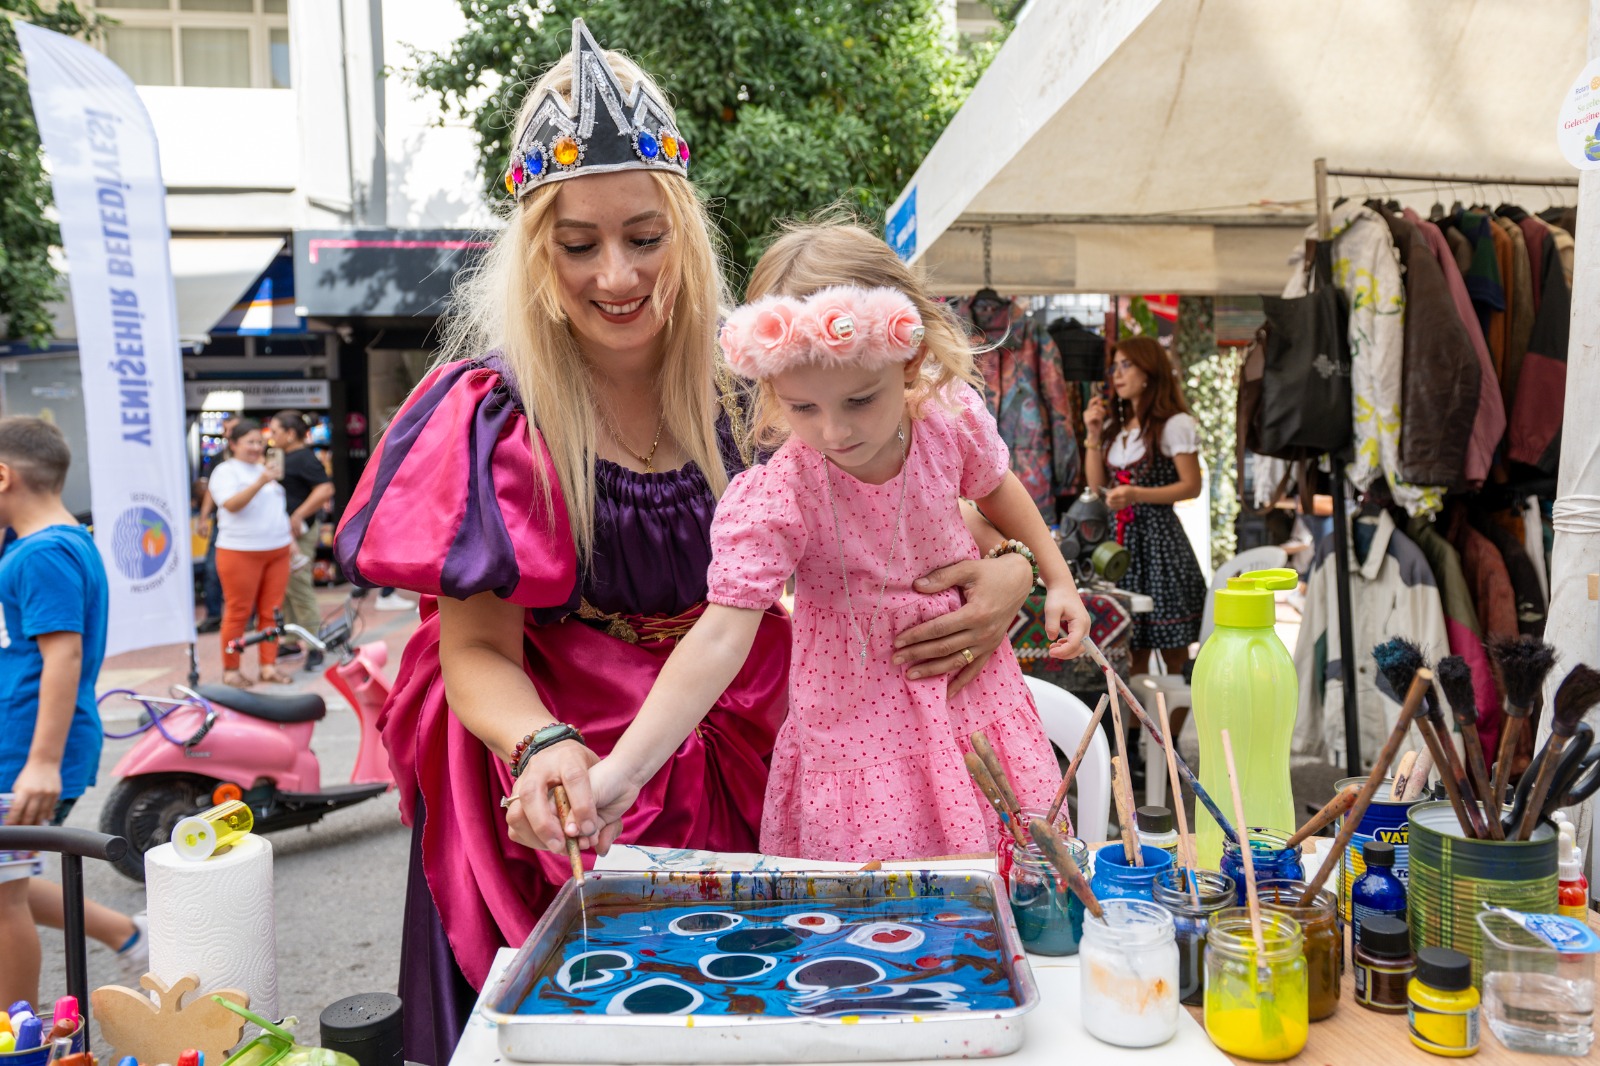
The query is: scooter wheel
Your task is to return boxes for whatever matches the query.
[99,773,216,882]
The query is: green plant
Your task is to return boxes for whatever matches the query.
[409,0,1011,284]
[1183,346,1243,570]
[0,1,95,346]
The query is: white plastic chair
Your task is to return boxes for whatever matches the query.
[1133,544,1289,807]
[1024,675,1111,844]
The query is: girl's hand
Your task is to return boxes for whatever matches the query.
[895,551,1033,695]
[1044,584,1091,660]
[1084,396,1107,433]
[584,758,642,856]
[505,739,599,853]
[1104,484,1138,511]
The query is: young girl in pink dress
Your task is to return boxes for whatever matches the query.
[586,223,1089,861]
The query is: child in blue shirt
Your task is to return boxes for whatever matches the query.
[0,418,144,1006]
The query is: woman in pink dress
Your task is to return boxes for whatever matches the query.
[334,24,1036,1062]
[585,222,1090,861]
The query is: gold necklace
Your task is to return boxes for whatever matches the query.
[601,411,666,472]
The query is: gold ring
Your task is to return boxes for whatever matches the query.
[500,795,516,809]
[959,647,974,665]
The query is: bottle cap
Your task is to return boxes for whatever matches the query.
[1362,839,1396,867]
[1416,946,1472,991]
[1214,568,1298,629]
[51,996,78,1026]
[1136,805,1174,835]
[1558,820,1582,881]
[1358,915,1411,957]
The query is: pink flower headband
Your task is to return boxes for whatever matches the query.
[719,286,927,379]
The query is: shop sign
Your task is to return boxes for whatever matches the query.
[889,187,918,262]
[186,379,331,410]
[345,411,368,437]
[1557,57,1600,170]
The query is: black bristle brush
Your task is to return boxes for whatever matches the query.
[1436,656,1502,839]
[1488,635,1558,810]
[1514,665,1600,841]
[1373,638,1486,838]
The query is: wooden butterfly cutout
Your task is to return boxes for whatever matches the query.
[92,973,249,1064]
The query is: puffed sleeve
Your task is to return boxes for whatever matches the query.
[1161,413,1201,456]
[946,382,1012,498]
[334,358,579,609]
[705,454,809,611]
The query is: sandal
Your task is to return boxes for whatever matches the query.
[258,666,295,685]
[223,670,253,688]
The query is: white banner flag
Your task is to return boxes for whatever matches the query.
[17,20,195,655]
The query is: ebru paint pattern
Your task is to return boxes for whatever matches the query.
[518,898,1017,1017]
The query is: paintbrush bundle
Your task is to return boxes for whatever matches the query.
[1487,635,1558,809]
[1436,656,1501,838]
[1513,664,1600,840]
[1373,638,1484,838]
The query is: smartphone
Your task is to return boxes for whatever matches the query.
[264,447,285,479]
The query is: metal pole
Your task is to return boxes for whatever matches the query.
[62,853,90,1035]
[1315,157,1362,771]
[1321,166,1577,189]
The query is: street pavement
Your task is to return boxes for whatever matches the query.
[36,587,423,1050]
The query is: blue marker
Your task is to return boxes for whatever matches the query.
[117,1058,139,1066]
[15,1014,43,1051]
[6,1001,30,1016]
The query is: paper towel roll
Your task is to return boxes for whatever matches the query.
[146,834,278,1019]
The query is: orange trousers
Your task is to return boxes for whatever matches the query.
[216,545,291,670]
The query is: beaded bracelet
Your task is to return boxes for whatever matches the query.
[986,538,1045,590]
[509,723,586,778]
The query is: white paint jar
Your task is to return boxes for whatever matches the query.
[1079,898,1180,1047]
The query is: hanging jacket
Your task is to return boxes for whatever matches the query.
[1493,216,1535,415]
[1477,515,1547,638]
[1293,509,1450,766]
[1507,231,1571,473]
[1403,209,1505,487]
[1286,203,1445,516]
[1443,504,1518,645]
[1378,207,1480,488]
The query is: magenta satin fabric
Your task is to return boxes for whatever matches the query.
[337,358,789,988]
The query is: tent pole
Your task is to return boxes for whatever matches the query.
[1313,157,1363,772]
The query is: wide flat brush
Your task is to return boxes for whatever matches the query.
[1437,655,1502,839]
[1045,694,1109,826]
[1514,665,1600,841]
[1488,636,1558,810]
[1373,638,1483,838]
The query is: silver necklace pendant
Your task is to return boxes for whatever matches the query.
[826,421,909,672]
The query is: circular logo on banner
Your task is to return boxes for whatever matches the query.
[1556,57,1600,169]
[112,506,172,580]
[345,412,367,437]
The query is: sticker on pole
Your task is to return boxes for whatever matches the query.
[1557,57,1600,169]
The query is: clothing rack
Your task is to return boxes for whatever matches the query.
[1310,158,1577,772]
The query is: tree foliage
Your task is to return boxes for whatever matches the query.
[0,2,94,345]
[410,0,1008,284]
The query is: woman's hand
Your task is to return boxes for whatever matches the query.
[894,551,1032,695]
[505,739,600,852]
[1104,484,1138,511]
[1044,584,1091,660]
[583,757,643,856]
[1084,396,1108,434]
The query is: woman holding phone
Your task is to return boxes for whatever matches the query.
[207,418,293,686]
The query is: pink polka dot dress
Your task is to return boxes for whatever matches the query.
[707,384,1059,862]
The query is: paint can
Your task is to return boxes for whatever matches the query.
[1406,801,1558,986]
[1334,776,1416,921]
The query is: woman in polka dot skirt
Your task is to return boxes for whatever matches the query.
[1083,336,1208,738]
[581,222,1091,862]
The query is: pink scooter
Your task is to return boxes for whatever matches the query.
[97,589,395,881]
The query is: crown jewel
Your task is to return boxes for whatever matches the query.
[505,19,689,198]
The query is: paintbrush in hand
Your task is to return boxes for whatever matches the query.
[1045,694,1109,826]
[1514,665,1600,841]
[965,751,1028,846]
[1488,635,1557,810]
[1374,637,1484,838]
[1299,668,1432,905]
[1437,655,1502,839]
[1283,784,1361,850]
[551,785,585,886]
[1028,818,1103,920]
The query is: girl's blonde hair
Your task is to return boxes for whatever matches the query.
[743,217,979,447]
[436,46,731,561]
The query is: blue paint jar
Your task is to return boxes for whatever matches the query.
[1089,843,1174,901]
[1004,835,1090,955]
[1350,839,1407,944]
[1220,828,1304,904]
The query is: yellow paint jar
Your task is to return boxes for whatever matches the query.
[1409,946,1479,1056]
[1204,908,1309,1061]
[171,799,254,861]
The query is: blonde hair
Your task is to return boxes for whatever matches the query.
[743,217,979,447]
[436,46,731,561]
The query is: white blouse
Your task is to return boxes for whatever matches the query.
[1105,413,1199,469]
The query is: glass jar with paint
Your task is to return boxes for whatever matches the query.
[1220,829,1304,904]
[1258,879,1342,1020]
[1088,843,1174,902]
[1078,899,1179,1048]
[1204,908,1310,1061]
[1151,868,1236,1006]
[1003,830,1090,957]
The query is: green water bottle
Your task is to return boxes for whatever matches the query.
[1192,568,1299,868]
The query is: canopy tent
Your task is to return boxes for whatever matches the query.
[890,0,1586,295]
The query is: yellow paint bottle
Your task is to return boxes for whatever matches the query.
[171,799,254,860]
[1408,947,1479,1057]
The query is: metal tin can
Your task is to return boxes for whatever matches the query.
[1335,775,1417,921]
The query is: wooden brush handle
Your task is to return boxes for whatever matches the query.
[551,785,585,885]
[1401,747,1434,801]
[1157,695,1200,904]
[965,751,1027,846]
[1045,695,1109,824]
[1490,708,1527,812]
[1514,734,1572,841]
[971,732,1022,814]
[1390,751,1418,800]
[1458,724,1503,840]
[1283,784,1361,850]
[1425,696,1491,839]
[1029,817,1103,919]
[1415,714,1485,839]
[1110,756,1142,865]
[1221,730,1266,960]
[1299,670,1432,905]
